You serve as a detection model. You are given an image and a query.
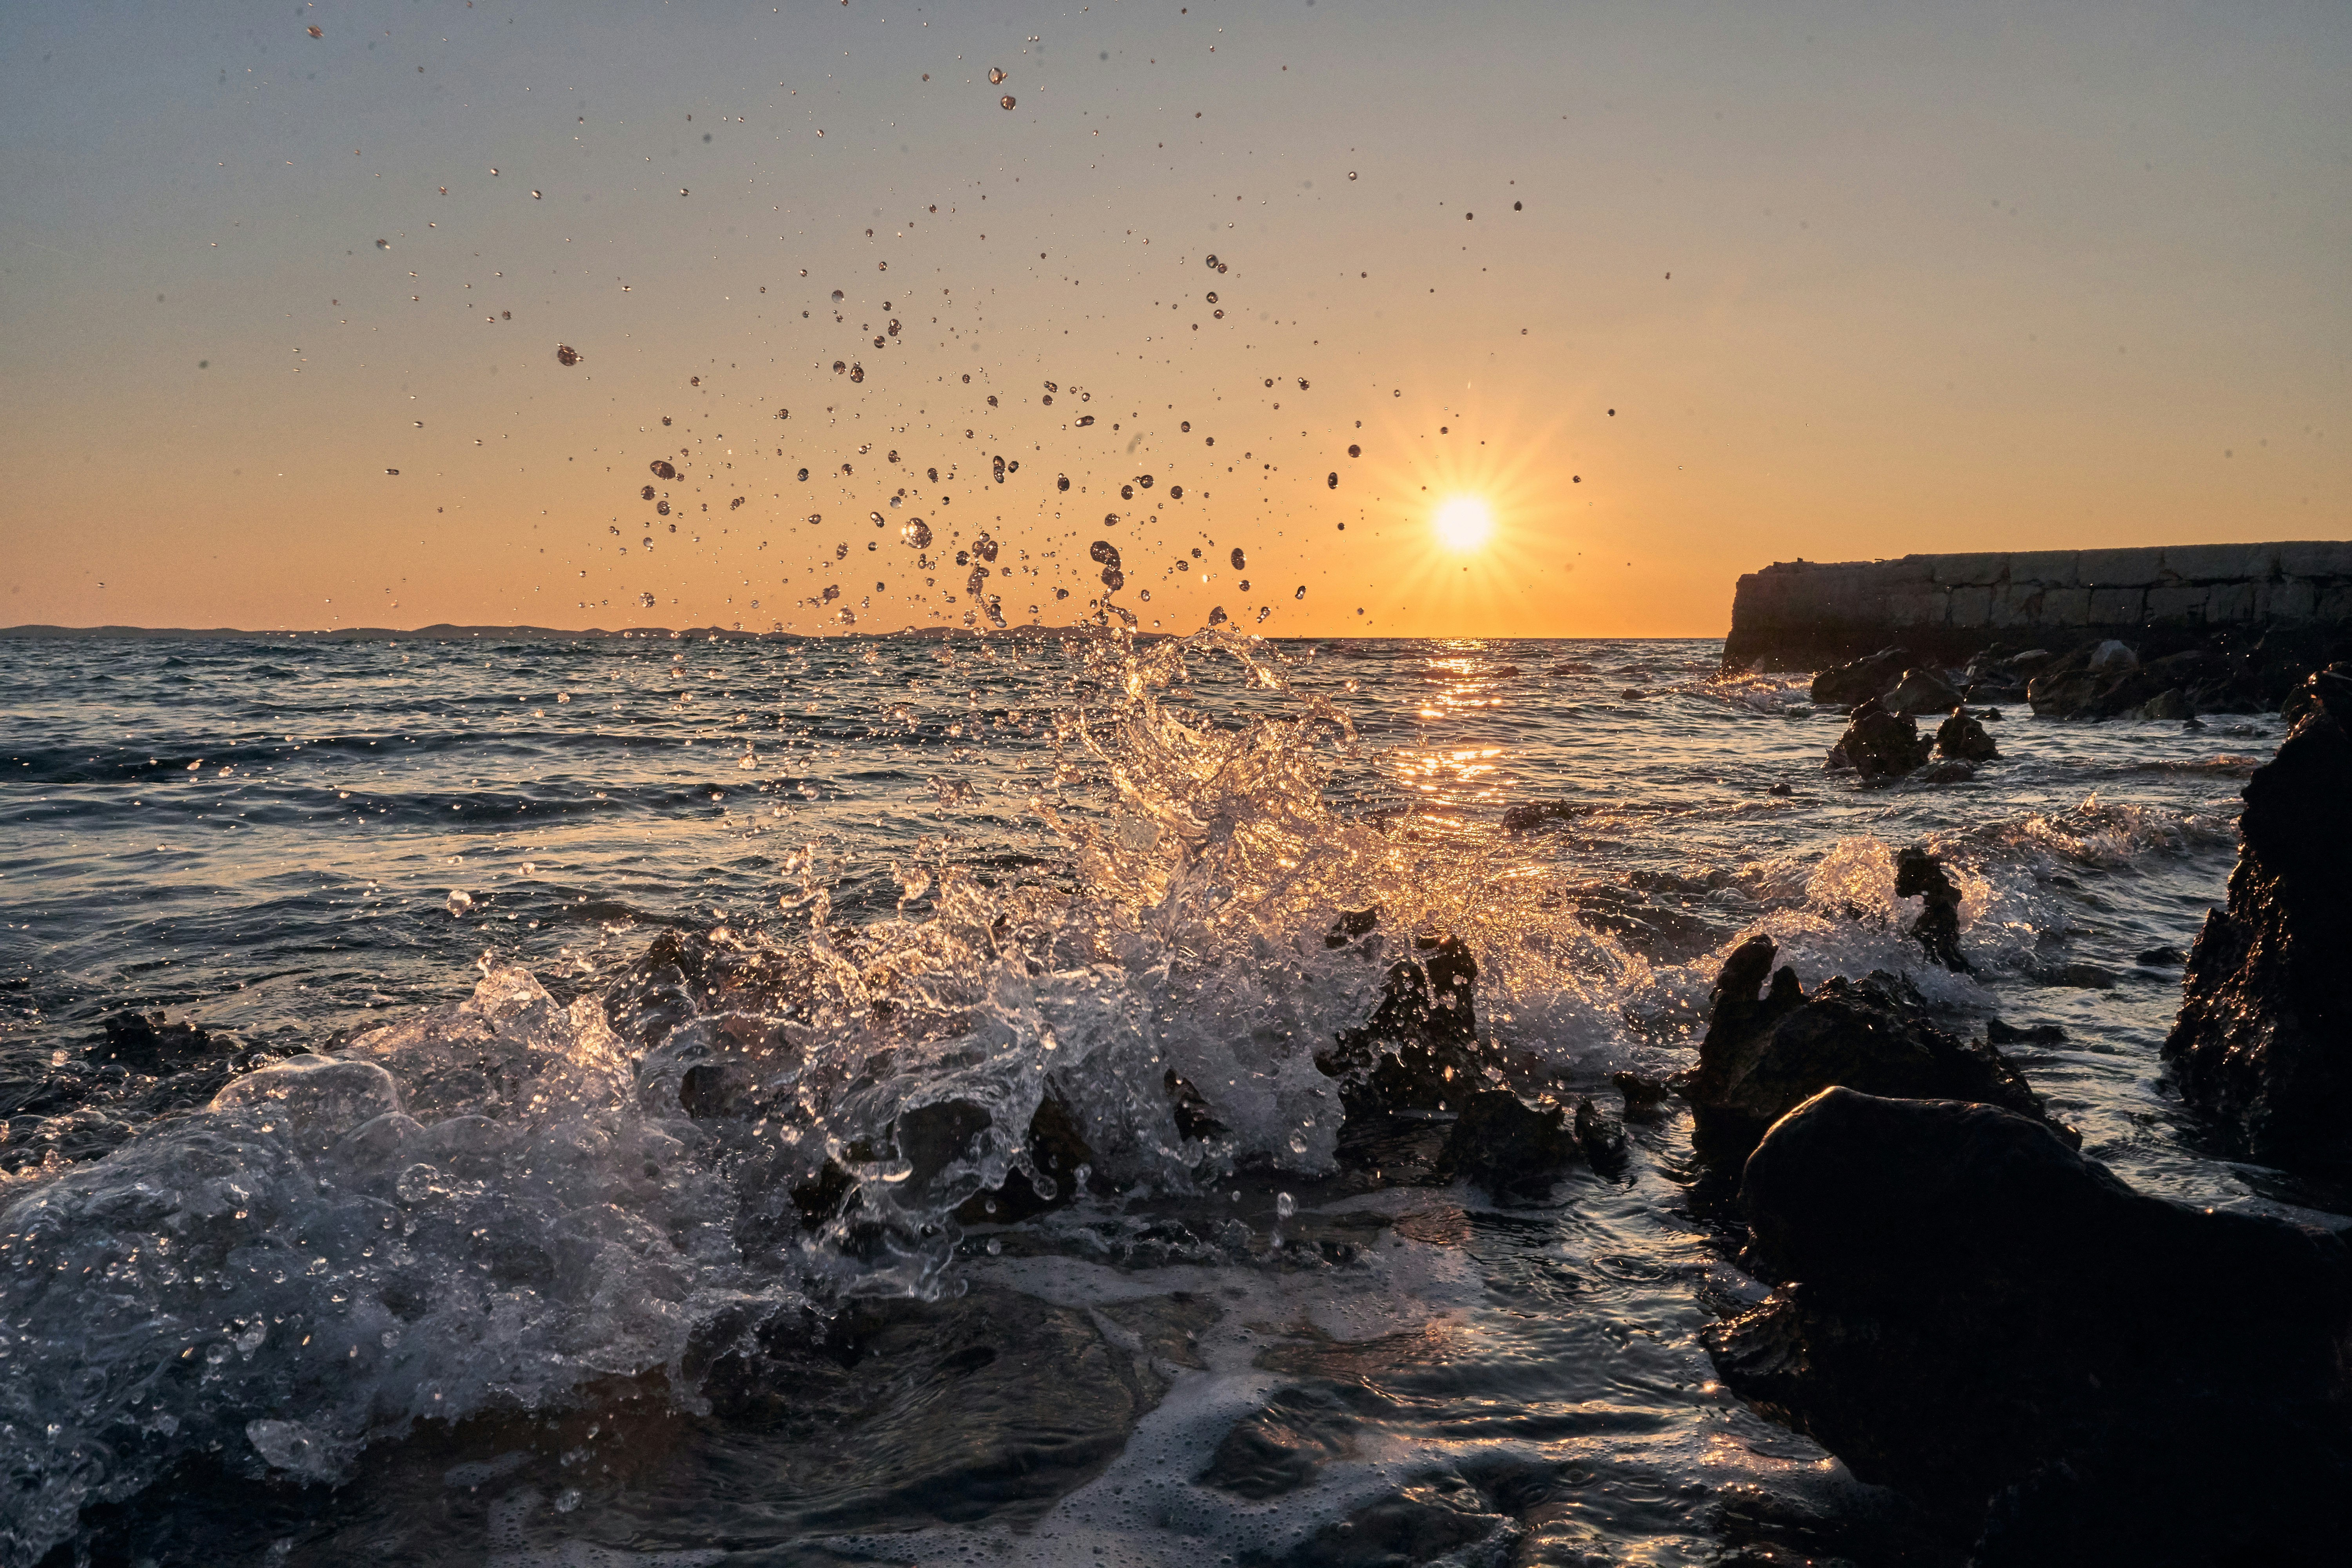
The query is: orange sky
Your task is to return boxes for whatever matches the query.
[2,1,2345,637]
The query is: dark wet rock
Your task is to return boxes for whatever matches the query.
[1704,1088,2352,1561]
[2040,962,2115,990]
[1573,1095,1629,1175]
[1985,1018,2067,1047]
[2165,664,2352,1173]
[89,1011,234,1075]
[1828,706,1931,780]
[1500,800,1574,833]
[1281,1482,1510,1568]
[1766,780,1793,796]
[1438,1089,1577,1198]
[1318,935,1491,1116]
[2133,945,2184,967]
[1810,646,1912,708]
[1883,668,1964,715]
[2138,686,2193,720]
[1917,758,1975,785]
[1894,847,1971,974]
[1198,1383,1370,1498]
[1612,1068,1672,1119]
[1932,711,1998,762]
[1689,937,2056,1168]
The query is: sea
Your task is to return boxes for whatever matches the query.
[3,630,2338,1568]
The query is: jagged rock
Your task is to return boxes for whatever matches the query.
[1573,1095,1628,1175]
[1688,937,2053,1167]
[2138,687,2193,720]
[1704,1089,2352,1562]
[1986,1018,2067,1047]
[1612,1069,1671,1119]
[1918,759,1976,784]
[1894,847,1971,973]
[1438,1089,1578,1198]
[1933,711,1999,762]
[89,1012,233,1075]
[1809,646,1913,708]
[2165,664,2352,1173]
[1318,935,1490,1116]
[1829,707,1931,780]
[1883,668,1964,715]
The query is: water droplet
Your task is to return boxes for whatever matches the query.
[1230,548,1246,570]
[1347,443,1361,458]
[1294,585,1307,599]
[1076,414,1094,426]
[1056,474,1071,492]
[1000,95,1016,110]
[903,519,932,548]
[1206,291,1219,305]
[1205,254,1220,269]
[1347,171,1357,180]
[1327,472,1339,488]
[1169,485,1183,499]
[989,66,1008,84]
[445,889,474,918]
[1120,484,1134,500]
[649,460,677,480]
[554,344,581,366]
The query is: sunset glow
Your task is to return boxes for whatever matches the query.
[1434,497,1494,554]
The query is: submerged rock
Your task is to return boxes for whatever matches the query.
[1933,711,1999,762]
[1688,937,2053,1168]
[2165,664,2352,1173]
[1704,1088,2352,1562]
[1828,706,1931,780]
[1893,846,1972,973]
[1810,646,1912,708]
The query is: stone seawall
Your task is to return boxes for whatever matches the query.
[1722,541,2352,671]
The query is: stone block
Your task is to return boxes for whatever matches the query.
[2040,587,2093,626]
[1883,588,1949,628]
[2076,548,2167,588]
[2276,541,2352,579]
[2205,581,2258,622]
[1929,553,2013,588]
[2260,579,2319,620]
[2319,583,2352,621]
[2162,543,2275,582]
[1988,583,2044,628]
[2005,550,2081,587]
[1947,584,1994,626]
[2088,586,2146,624]
[2145,585,2211,622]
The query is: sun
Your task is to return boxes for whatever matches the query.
[1433,496,1494,552]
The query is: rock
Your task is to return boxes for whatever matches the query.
[1437,1089,1578,1198]
[1499,800,1573,833]
[1703,1089,2352,1560]
[1894,847,1971,973]
[1985,1018,2067,1047]
[1688,937,2055,1168]
[2087,638,2138,671]
[1318,935,1491,1116]
[1830,707,1931,780]
[2164,664,2352,1173]
[1883,668,1964,715]
[2133,946,2184,967]
[1933,711,1999,762]
[1611,1069,1671,1119]
[1766,780,1793,796]
[1918,759,1976,784]
[2138,687,2193,720]
[1573,1095,1628,1175]
[1809,646,1912,708]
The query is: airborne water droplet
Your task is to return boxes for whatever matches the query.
[1294,585,1307,599]
[1000,96,1016,111]
[989,66,1008,84]
[1230,548,1246,570]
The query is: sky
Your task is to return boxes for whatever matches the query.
[1,0,2345,638]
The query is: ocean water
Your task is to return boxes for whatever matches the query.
[2,631,2334,1568]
